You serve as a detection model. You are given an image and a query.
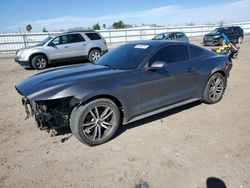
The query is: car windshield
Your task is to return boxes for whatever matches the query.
[96,43,155,70]
[36,36,53,46]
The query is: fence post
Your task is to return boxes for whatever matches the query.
[23,33,27,47]
[109,30,111,45]
[125,30,127,43]
[140,29,142,41]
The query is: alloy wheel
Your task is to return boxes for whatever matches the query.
[82,105,116,141]
[35,57,47,69]
[208,76,224,102]
[91,51,101,62]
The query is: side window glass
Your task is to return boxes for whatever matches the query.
[67,34,85,43]
[177,33,184,38]
[51,37,60,45]
[50,35,68,45]
[153,34,164,40]
[61,35,68,44]
[150,45,189,65]
[190,46,203,59]
[85,33,101,40]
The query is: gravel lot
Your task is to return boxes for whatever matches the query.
[0,37,250,188]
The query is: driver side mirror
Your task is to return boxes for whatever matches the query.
[48,42,55,47]
[147,61,167,70]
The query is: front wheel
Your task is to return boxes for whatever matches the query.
[88,49,101,63]
[202,73,227,104]
[31,55,48,70]
[70,98,120,146]
[220,38,226,46]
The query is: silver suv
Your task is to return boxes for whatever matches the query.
[15,30,108,69]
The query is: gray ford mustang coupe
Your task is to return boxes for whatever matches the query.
[16,41,232,145]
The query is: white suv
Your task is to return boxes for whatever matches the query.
[15,30,108,69]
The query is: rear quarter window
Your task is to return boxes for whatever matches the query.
[85,33,102,40]
[190,46,203,59]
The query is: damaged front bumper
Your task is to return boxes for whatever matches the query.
[21,96,78,131]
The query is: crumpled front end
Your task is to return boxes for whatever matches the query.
[21,95,78,131]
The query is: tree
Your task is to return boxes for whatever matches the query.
[103,24,106,29]
[112,21,125,29]
[93,23,100,30]
[218,21,224,27]
[42,27,48,32]
[185,22,195,26]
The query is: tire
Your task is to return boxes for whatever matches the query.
[220,38,226,46]
[238,36,243,44]
[202,73,227,104]
[88,49,101,63]
[70,98,121,146]
[31,55,48,70]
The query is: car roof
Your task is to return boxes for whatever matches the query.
[53,30,99,37]
[157,31,184,35]
[126,40,189,47]
[66,30,96,33]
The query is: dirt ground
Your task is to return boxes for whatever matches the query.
[0,37,250,188]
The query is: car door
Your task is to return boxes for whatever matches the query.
[47,35,71,60]
[231,27,240,42]
[66,34,87,57]
[137,44,197,114]
[225,27,234,41]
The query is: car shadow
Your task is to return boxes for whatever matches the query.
[55,100,202,143]
[206,177,227,188]
[48,59,90,69]
[24,59,91,71]
[114,100,202,139]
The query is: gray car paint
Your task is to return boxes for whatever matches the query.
[16,41,232,124]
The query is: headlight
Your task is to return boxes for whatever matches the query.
[17,50,24,56]
[214,35,220,38]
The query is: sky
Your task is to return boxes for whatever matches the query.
[0,0,250,33]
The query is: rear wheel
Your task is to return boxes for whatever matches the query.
[70,98,120,146]
[31,55,48,70]
[202,73,227,104]
[238,36,243,44]
[88,49,101,63]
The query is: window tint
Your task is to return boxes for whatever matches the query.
[224,27,233,34]
[152,34,164,40]
[169,33,177,39]
[176,33,184,38]
[67,34,85,43]
[233,27,241,32]
[96,43,154,70]
[190,46,203,59]
[85,33,102,40]
[150,45,189,64]
[51,35,67,45]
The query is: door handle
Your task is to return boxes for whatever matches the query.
[64,46,69,48]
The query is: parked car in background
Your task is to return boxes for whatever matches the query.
[152,32,189,43]
[15,30,108,69]
[203,26,244,46]
[16,40,232,145]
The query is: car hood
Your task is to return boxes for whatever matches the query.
[16,64,128,100]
